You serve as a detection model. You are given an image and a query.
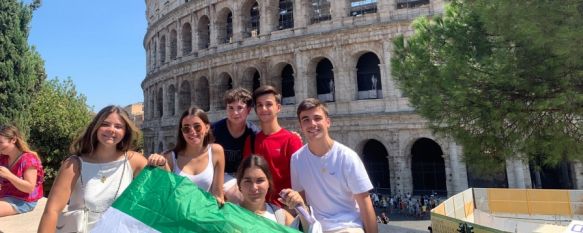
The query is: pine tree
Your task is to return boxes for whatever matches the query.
[391,0,583,174]
[0,0,45,132]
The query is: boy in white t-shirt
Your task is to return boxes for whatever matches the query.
[280,98,377,233]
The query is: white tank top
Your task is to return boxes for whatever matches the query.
[68,155,133,230]
[171,146,214,192]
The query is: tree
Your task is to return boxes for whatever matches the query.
[391,0,583,174]
[29,78,92,192]
[0,0,45,132]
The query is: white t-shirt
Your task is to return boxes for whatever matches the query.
[290,141,373,231]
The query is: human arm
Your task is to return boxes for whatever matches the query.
[0,166,37,194]
[279,189,310,231]
[128,151,148,178]
[147,153,171,171]
[354,192,378,233]
[38,157,80,233]
[211,144,225,205]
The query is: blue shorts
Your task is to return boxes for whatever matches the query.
[4,196,37,214]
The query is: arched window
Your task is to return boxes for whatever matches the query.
[198,16,210,49]
[356,52,382,99]
[196,77,210,111]
[411,138,447,196]
[253,71,261,92]
[362,140,390,193]
[310,0,331,24]
[178,80,191,113]
[218,9,233,44]
[281,64,295,105]
[396,0,430,9]
[316,58,334,102]
[243,1,260,38]
[159,36,166,64]
[182,23,192,55]
[216,74,233,110]
[167,85,176,116]
[278,0,293,30]
[157,87,164,117]
[350,0,378,16]
[170,30,177,60]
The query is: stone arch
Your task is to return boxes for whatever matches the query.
[182,23,192,55]
[167,84,176,116]
[275,63,295,105]
[216,7,234,44]
[307,57,335,102]
[159,35,166,64]
[170,29,177,60]
[355,51,382,99]
[178,80,191,113]
[529,157,574,189]
[198,15,210,49]
[308,0,332,24]
[241,67,261,92]
[362,139,391,194]
[195,76,210,111]
[278,0,294,30]
[242,0,260,38]
[157,87,164,117]
[216,73,233,110]
[410,137,447,195]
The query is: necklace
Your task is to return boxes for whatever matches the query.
[100,175,107,183]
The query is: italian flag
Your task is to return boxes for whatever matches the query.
[92,167,299,233]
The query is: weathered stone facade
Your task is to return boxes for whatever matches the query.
[141,0,581,196]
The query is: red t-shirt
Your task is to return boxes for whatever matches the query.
[243,128,302,207]
[0,152,44,202]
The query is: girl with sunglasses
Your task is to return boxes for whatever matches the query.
[148,106,225,204]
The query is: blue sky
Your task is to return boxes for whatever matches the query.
[27,1,147,112]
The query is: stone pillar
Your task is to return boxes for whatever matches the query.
[233,3,243,42]
[506,158,532,188]
[572,162,583,189]
[447,142,469,194]
[333,46,351,102]
[331,0,347,26]
[173,79,179,116]
[260,1,276,36]
[208,5,217,48]
[295,51,310,101]
[381,40,399,98]
[294,0,308,29]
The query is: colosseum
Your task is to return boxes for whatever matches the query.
[141,0,582,196]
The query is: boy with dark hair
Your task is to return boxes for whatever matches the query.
[243,85,302,207]
[281,98,377,233]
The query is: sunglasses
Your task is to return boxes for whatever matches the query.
[181,124,203,134]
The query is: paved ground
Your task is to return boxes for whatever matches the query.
[0,201,430,233]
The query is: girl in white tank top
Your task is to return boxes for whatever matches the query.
[146,107,225,204]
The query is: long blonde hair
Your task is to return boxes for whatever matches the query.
[0,124,40,160]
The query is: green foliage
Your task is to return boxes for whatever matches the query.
[29,78,92,192]
[391,0,583,173]
[0,0,45,133]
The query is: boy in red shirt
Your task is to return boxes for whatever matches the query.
[243,85,302,207]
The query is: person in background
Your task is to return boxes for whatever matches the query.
[242,85,302,207]
[0,124,44,217]
[148,106,225,204]
[211,87,259,203]
[38,105,148,232]
[283,98,377,233]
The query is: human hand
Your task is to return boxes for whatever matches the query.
[215,195,225,206]
[278,189,306,209]
[147,154,167,167]
[0,166,12,178]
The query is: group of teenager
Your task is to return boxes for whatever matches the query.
[0,85,377,233]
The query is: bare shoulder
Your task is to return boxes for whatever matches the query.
[60,156,81,175]
[210,144,224,161]
[127,150,147,165]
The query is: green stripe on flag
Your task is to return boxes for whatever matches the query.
[112,167,300,233]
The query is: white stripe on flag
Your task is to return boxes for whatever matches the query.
[91,208,160,233]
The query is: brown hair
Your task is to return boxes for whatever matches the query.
[224,87,253,107]
[173,106,214,154]
[69,105,139,156]
[296,98,330,119]
[0,124,39,160]
[236,155,274,197]
[252,85,281,105]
